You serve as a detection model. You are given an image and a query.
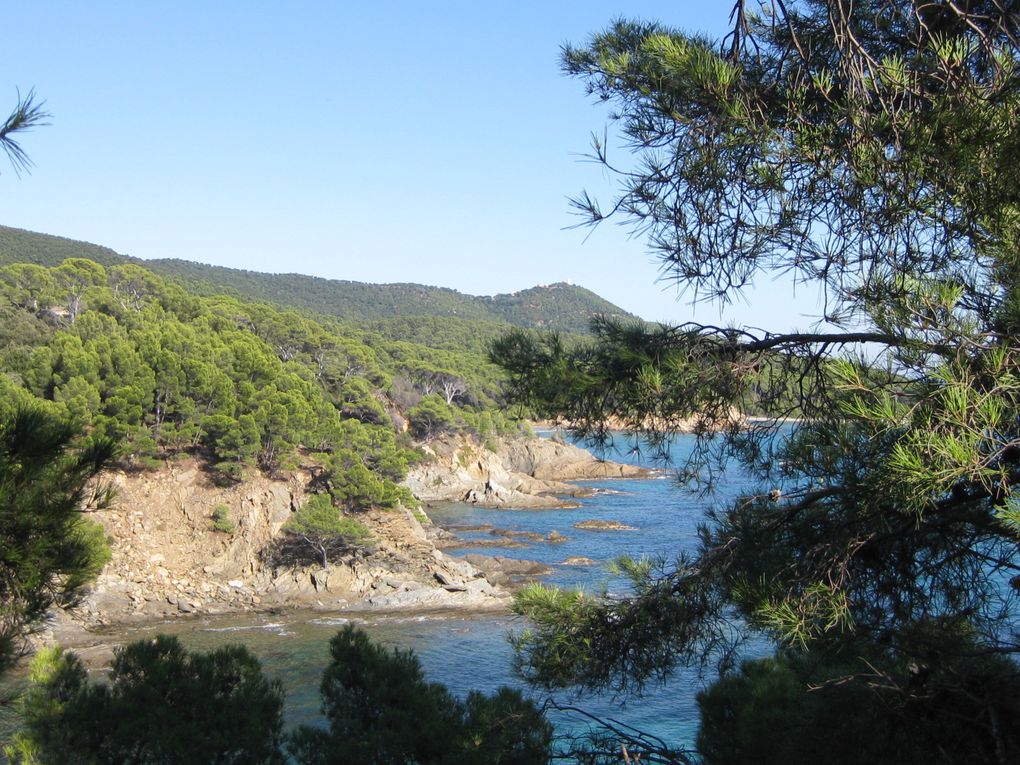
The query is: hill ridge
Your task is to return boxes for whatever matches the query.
[0,225,638,333]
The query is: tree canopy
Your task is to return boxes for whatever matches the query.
[0,406,113,676]
[0,256,530,481]
[287,626,552,765]
[492,1,1020,761]
[7,628,552,765]
[272,494,373,569]
[6,637,287,765]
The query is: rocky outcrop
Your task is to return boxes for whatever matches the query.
[499,437,648,481]
[63,459,508,632]
[57,435,646,634]
[404,435,648,509]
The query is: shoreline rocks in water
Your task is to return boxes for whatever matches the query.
[460,554,552,587]
[573,519,638,531]
[489,528,545,542]
[403,434,648,509]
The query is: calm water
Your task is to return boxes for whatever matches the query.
[2,432,763,754]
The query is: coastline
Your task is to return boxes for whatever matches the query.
[7,435,701,751]
[46,433,642,643]
[44,600,516,664]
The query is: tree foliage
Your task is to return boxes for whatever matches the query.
[407,394,461,440]
[288,625,552,765]
[492,1,1020,761]
[0,252,532,476]
[6,629,552,765]
[696,635,1020,765]
[0,90,48,177]
[274,494,372,569]
[5,638,286,764]
[0,405,113,676]
[0,259,424,486]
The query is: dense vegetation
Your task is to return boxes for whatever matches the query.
[0,258,527,494]
[0,226,125,270]
[0,225,637,334]
[0,259,399,489]
[17,0,1020,759]
[289,626,552,765]
[5,627,552,764]
[0,406,113,676]
[493,1,1020,762]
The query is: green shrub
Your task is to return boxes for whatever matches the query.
[5,638,286,764]
[210,504,236,534]
[284,495,371,543]
[272,494,373,569]
[406,395,459,439]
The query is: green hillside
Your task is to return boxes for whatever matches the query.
[0,226,639,333]
[0,226,129,269]
[0,256,526,499]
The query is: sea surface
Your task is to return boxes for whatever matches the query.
[2,431,766,754]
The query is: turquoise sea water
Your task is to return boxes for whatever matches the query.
[2,432,764,753]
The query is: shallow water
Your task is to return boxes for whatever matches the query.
[61,608,709,745]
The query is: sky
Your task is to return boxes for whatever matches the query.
[3,2,822,330]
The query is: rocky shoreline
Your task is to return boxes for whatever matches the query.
[49,434,645,642]
[404,433,649,508]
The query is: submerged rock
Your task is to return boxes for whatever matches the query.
[489,528,545,542]
[573,519,638,531]
[459,554,552,587]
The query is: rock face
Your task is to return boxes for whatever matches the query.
[404,435,648,509]
[499,437,647,481]
[57,434,643,634]
[64,458,508,631]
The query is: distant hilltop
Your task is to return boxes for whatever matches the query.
[0,225,639,335]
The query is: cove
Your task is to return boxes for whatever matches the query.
[6,432,761,752]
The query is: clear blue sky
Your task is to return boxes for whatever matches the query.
[3,2,819,330]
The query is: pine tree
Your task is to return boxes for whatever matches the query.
[0,406,113,675]
[492,2,1020,761]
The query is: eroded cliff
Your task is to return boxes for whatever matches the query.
[57,434,644,633]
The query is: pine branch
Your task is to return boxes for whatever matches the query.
[0,89,50,176]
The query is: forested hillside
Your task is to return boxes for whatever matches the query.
[0,258,523,511]
[0,226,638,333]
[0,225,127,268]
